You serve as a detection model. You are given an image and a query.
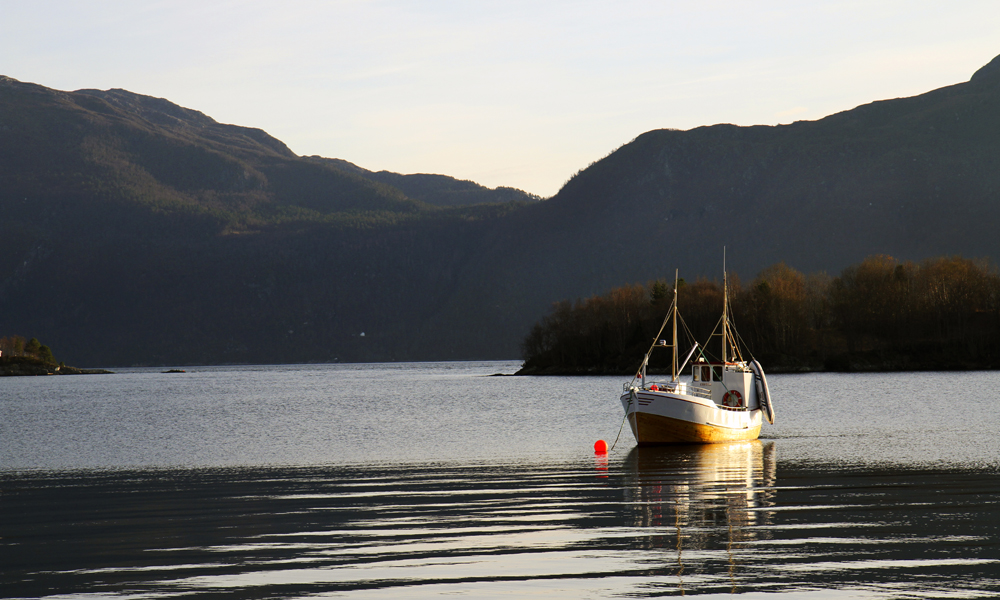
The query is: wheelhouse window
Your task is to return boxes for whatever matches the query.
[693,365,721,382]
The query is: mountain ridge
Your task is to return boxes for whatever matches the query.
[3,55,1000,366]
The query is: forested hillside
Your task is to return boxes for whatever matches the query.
[3,54,1000,367]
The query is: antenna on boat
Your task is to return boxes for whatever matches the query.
[722,247,728,364]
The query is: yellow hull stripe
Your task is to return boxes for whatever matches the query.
[629,411,761,445]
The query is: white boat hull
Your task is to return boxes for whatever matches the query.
[620,389,763,444]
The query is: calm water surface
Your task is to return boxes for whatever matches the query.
[2,363,1000,598]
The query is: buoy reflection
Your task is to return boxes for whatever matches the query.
[594,452,609,477]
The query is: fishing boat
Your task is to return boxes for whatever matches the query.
[619,267,775,444]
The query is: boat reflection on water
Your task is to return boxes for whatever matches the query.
[622,441,777,591]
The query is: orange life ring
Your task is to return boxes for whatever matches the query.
[723,390,742,407]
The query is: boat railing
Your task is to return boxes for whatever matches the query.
[689,385,750,410]
[623,381,715,401]
[688,385,712,400]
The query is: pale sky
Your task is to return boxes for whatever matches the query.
[5,1,998,197]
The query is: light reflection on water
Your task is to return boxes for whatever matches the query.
[4,448,1000,598]
[3,363,1000,598]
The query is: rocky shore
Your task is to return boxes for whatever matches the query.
[0,356,113,376]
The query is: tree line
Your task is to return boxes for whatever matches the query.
[519,255,1000,373]
[0,336,57,364]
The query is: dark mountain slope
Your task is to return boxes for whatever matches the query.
[0,76,433,235]
[0,77,532,365]
[76,87,296,158]
[306,156,541,207]
[568,74,999,272]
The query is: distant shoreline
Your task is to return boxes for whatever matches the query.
[0,356,113,377]
[514,353,1000,376]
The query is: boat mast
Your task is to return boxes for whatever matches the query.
[722,248,728,364]
[672,269,679,382]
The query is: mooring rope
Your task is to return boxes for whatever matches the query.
[609,390,635,453]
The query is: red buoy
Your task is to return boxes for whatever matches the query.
[594,439,608,454]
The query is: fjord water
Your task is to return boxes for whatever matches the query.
[3,363,1000,598]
